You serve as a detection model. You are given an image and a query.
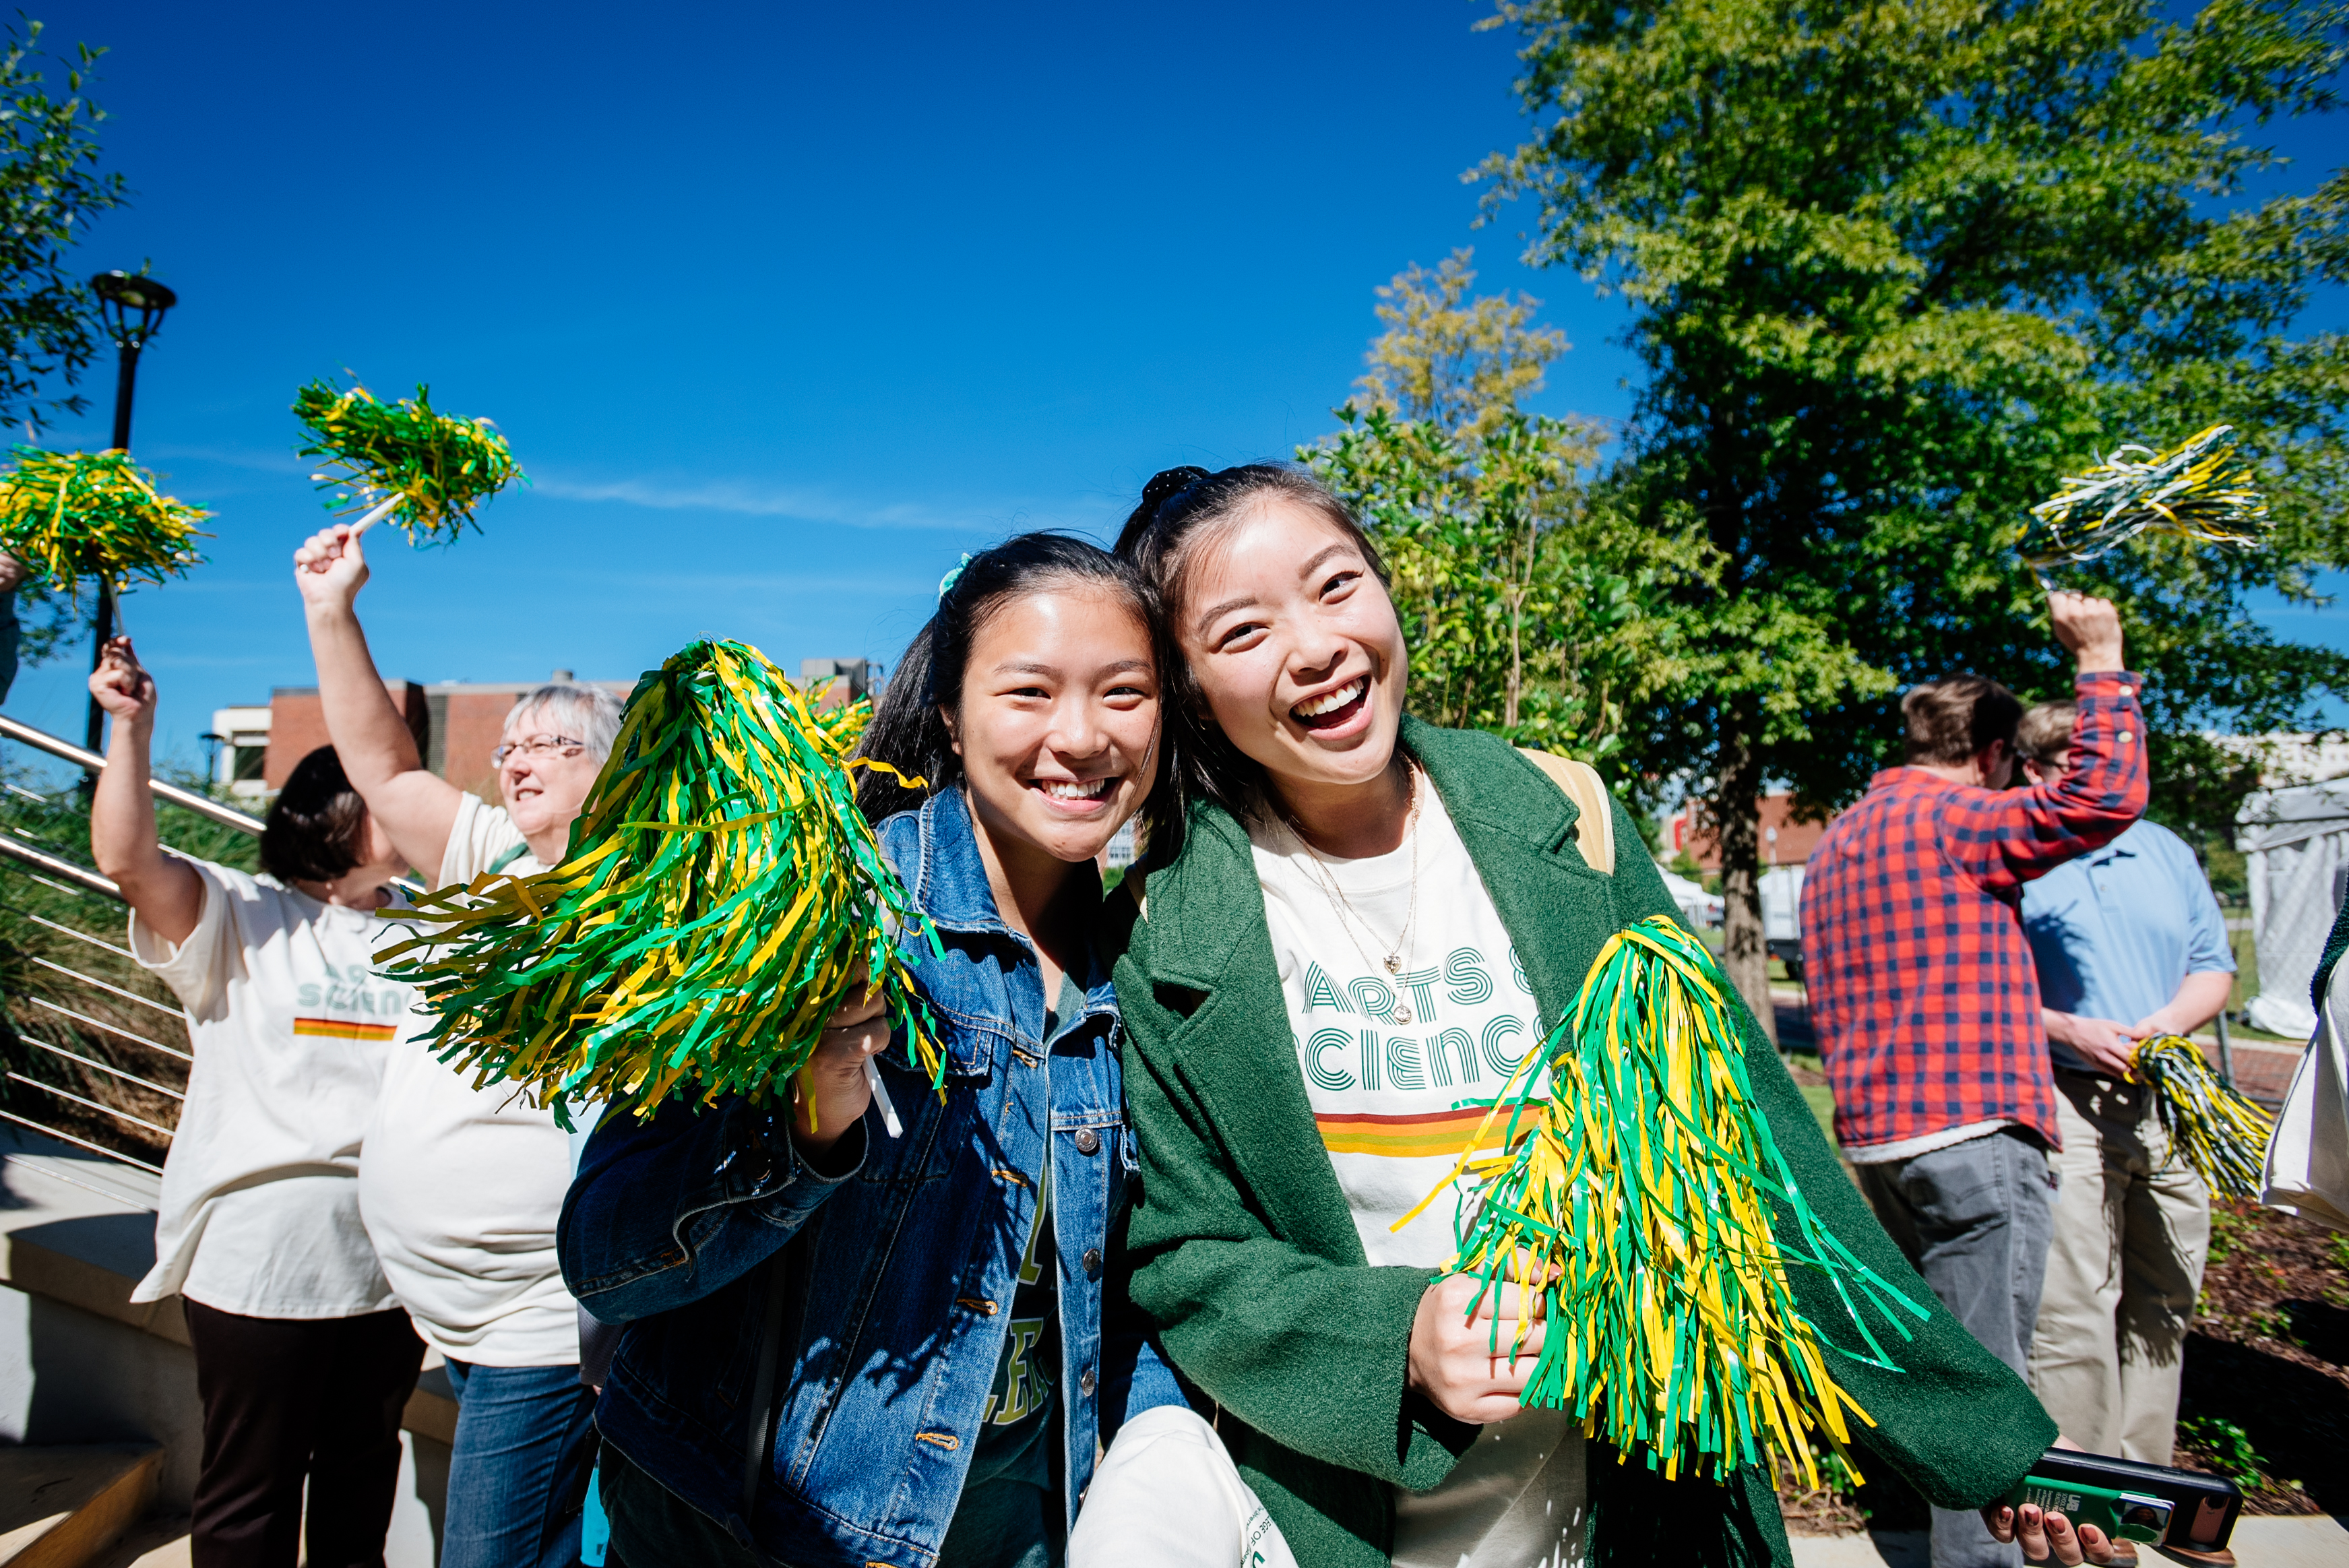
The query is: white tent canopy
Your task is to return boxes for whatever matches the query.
[1658,868,1724,929]
[2237,778,2349,1039]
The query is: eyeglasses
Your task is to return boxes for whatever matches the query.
[492,734,586,765]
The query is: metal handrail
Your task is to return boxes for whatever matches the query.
[30,955,187,1018]
[19,909,135,960]
[0,714,268,836]
[0,829,121,898]
[24,995,192,1061]
[0,1107,161,1174]
[15,1028,185,1099]
[7,1072,175,1137]
[0,714,451,1174]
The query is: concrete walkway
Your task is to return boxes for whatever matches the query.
[1791,1517,2349,1568]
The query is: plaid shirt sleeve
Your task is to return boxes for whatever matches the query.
[1940,671,2148,897]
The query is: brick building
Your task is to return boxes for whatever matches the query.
[1660,792,1835,871]
[218,660,873,801]
[216,672,627,801]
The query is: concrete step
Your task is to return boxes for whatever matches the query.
[0,1446,161,1568]
[88,1514,186,1568]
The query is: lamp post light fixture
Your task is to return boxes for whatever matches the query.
[83,270,177,757]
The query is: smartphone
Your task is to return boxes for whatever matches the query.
[2005,1448,2242,1552]
[2009,1479,2172,1544]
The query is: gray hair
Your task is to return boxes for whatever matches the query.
[2015,701,2077,763]
[506,683,625,760]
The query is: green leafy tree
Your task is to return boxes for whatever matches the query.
[1307,253,1712,767]
[0,18,130,666]
[1478,0,2349,1032]
[1355,248,1570,440]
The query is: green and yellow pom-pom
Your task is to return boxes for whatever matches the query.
[293,378,524,544]
[2131,1034,2272,1198]
[377,638,942,1122]
[2019,423,2269,572]
[1404,915,1928,1487]
[0,447,208,597]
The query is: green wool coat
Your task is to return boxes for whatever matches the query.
[1113,718,2057,1568]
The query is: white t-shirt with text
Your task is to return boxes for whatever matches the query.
[127,856,406,1319]
[358,792,582,1367]
[1251,782,1587,1568]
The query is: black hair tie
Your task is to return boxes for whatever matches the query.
[1140,466,1212,521]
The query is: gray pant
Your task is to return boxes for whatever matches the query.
[1857,1128,2058,1568]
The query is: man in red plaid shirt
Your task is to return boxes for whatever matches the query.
[1803,592,2144,1568]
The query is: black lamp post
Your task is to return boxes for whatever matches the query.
[84,270,177,756]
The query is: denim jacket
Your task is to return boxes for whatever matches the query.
[561,788,1181,1567]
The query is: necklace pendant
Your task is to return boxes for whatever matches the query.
[1383,954,1401,974]
[1392,1003,1413,1026]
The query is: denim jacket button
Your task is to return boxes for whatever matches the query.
[1077,1367,1096,1396]
[1082,1247,1102,1278]
[1073,1128,1100,1156]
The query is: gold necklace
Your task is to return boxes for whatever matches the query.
[1284,764,1425,1024]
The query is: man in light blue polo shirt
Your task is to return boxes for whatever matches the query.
[2015,701,2235,1478]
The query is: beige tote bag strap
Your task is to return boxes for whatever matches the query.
[1516,747,1616,877]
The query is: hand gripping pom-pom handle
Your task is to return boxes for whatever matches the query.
[2129,1034,2273,1199]
[1399,914,1931,1486]
[376,637,945,1131]
[344,491,404,538]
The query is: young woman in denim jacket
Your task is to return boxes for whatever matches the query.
[561,535,1185,1567]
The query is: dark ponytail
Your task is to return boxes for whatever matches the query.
[853,533,1172,843]
[261,746,371,886]
[1113,462,1385,829]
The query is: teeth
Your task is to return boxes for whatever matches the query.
[1041,778,1110,801]
[1296,679,1365,718]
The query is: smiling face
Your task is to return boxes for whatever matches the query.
[1177,497,1407,803]
[497,705,604,844]
[944,584,1160,868]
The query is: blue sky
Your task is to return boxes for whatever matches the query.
[5,0,2343,770]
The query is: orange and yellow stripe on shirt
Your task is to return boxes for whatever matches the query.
[1315,1105,1512,1159]
[293,1017,400,1042]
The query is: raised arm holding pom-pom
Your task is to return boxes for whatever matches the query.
[292,524,474,873]
[88,636,204,940]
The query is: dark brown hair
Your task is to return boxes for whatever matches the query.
[851,532,1172,842]
[260,746,371,886]
[1113,464,1388,840]
[1902,676,2024,766]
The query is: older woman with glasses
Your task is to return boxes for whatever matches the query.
[293,521,623,1568]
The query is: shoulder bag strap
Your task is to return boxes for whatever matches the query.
[740,1248,790,1522]
[1515,748,1616,877]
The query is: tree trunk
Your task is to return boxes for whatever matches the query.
[1505,592,1523,729]
[1710,712,1777,1046]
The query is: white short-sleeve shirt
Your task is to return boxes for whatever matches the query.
[1251,785,1588,1568]
[357,792,583,1367]
[127,856,406,1319]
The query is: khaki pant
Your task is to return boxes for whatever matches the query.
[2027,1070,2210,1462]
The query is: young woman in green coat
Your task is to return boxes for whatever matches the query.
[1098,465,2116,1568]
